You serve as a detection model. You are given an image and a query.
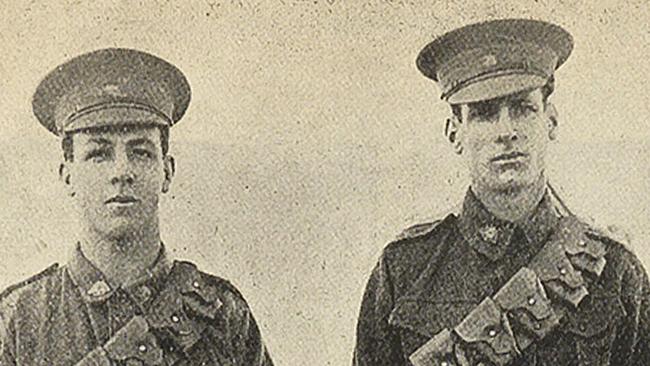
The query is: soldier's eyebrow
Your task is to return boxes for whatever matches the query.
[467,100,500,117]
[127,138,156,149]
[507,90,539,103]
[86,137,112,146]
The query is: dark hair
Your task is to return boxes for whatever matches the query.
[450,76,555,122]
[62,125,169,162]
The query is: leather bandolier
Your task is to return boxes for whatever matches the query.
[75,262,225,366]
[409,215,608,366]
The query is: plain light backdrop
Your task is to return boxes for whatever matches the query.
[1,1,648,365]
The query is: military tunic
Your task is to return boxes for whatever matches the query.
[354,190,650,365]
[0,244,273,365]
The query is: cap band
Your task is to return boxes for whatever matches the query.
[62,101,172,133]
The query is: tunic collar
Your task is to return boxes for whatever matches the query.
[458,188,560,261]
[66,242,173,304]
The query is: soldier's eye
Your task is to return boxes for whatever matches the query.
[512,101,539,117]
[132,148,153,159]
[468,102,499,122]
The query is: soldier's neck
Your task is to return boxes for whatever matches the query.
[472,175,547,224]
[80,222,162,288]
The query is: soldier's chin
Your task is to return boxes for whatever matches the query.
[98,220,142,241]
[489,172,530,193]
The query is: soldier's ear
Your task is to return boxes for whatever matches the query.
[445,115,463,154]
[545,102,558,140]
[59,163,75,197]
[161,155,175,193]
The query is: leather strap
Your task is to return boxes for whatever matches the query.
[409,215,607,366]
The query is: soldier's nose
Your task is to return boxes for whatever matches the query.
[111,173,135,185]
[496,107,519,142]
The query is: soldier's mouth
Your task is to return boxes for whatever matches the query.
[105,195,139,205]
[491,151,527,162]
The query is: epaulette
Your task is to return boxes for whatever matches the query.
[395,204,460,242]
[546,185,631,247]
[0,263,59,302]
[211,277,248,302]
[576,215,632,248]
[395,220,442,241]
[172,260,244,300]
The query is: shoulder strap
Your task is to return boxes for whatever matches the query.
[0,264,59,302]
[395,220,442,241]
[409,215,608,366]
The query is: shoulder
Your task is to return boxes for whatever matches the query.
[382,213,458,260]
[200,269,251,309]
[574,217,647,282]
[0,264,61,304]
[394,221,443,242]
[377,213,458,282]
[576,216,634,258]
[171,260,253,318]
[367,212,459,298]
[0,264,62,322]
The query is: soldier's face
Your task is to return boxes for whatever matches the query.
[454,89,556,193]
[60,126,174,239]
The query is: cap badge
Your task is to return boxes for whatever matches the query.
[481,54,498,68]
[102,83,123,97]
[479,225,499,244]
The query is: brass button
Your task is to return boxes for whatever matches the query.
[138,344,147,353]
[139,286,151,299]
[528,297,536,306]
[559,267,567,275]
[441,362,449,366]
[488,329,498,337]
[578,240,587,247]
[192,280,201,289]
[171,314,180,323]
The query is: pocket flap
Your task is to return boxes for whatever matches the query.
[564,295,626,337]
[455,298,518,357]
[493,268,554,321]
[529,243,584,289]
[409,328,456,366]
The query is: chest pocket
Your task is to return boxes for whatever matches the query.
[561,295,626,365]
[388,298,476,357]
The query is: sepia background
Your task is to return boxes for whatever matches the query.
[1,1,648,364]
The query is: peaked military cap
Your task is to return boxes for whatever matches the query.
[417,18,573,104]
[32,48,191,136]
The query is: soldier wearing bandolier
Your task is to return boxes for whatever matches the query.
[0,48,273,365]
[354,19,650,365]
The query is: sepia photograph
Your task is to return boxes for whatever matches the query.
[0,1,648,365]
